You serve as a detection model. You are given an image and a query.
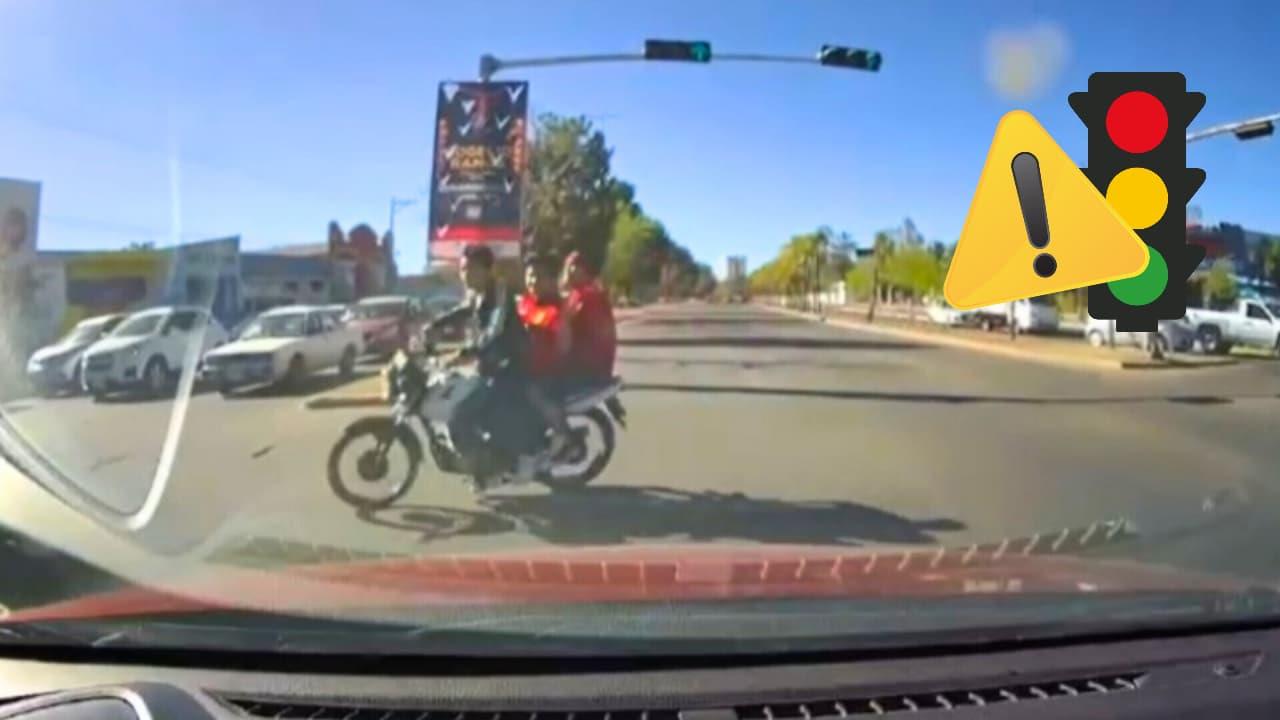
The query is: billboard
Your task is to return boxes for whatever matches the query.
[0,178,42,378]
[429,81,528,264]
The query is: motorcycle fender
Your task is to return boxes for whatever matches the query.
[342,417,424,467]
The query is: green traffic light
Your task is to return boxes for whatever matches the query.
[1108,247,1169,306]
[690,41,711,63]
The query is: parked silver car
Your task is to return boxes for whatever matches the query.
[1085,316,1196,354]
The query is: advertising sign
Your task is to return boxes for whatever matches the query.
[63,250,168,326]
[163,236,242,327]
[429,81,528,263]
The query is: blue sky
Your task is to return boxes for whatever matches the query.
[2,0,1278,273]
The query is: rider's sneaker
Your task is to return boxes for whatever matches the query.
[546,431,570,460]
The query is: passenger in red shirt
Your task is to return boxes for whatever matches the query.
[518,253,573,453]
[561,250,617,381]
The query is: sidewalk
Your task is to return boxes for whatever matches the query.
[768,303,1238,373]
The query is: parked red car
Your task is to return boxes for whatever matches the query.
[342,295,427,358]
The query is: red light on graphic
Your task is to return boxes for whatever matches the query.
[1105,91,1169,153]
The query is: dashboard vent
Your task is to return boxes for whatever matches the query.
[736,672,1144,717]
[219,673,1143,720]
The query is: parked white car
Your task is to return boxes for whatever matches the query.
[201,305,363,395]
[81,306,229,401]
[1185,299,1280,354]
[25,314,126,397]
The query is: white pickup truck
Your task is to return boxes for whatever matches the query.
[1185,298,1280,354]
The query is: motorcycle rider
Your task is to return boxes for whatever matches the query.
[424,244,538,486]
[562,250,618,383]
[517,252,574,456]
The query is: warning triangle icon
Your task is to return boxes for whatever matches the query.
[943,111,1150,310]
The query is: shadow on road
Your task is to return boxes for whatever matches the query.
[357,486,964,547]
[619,336,927,351]
[624,382,1280,406]
[225,370,377,400]
[356,505,519,543]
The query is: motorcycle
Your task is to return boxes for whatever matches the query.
[327,346,626,509]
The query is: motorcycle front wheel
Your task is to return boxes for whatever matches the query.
[538,408,616,491]
[327,417,420,509]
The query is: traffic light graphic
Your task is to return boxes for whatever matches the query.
[1068,73,1206,331]
[644,39,712,63]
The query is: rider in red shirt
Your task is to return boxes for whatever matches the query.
[518,253,573,453]
[561,250,617,381]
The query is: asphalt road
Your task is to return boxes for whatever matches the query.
[3,302,1279,582]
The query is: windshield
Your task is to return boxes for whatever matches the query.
[109,314,163,337]
[62,321,108,345]
[3,1,1280,659]
[239,313,307,339]
[349,302,404,320]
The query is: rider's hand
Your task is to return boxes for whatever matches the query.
[443,349,471,368]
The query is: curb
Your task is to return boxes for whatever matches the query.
[760,304,1236,373]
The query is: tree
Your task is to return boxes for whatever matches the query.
[865,231,895,322]
[1263,237,1280,289]
[1204,258,1239,307]
[881,244,945,321]
[527,114,619,272]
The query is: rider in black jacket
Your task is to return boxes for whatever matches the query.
[425,245,536,484]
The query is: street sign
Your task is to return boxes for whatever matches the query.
[644,39,712,63]
[429,81,529,263]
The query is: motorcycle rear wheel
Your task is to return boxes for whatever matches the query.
[538,408,616,491]
[328,417,419,509]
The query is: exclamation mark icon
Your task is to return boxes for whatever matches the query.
[1011,152,1057,278]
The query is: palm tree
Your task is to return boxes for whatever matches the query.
[866,231,894,322]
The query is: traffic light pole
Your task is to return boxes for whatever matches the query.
[481,51,837,81]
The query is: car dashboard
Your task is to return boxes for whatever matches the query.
[3,624,1280,720]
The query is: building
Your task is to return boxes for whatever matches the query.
[240,253,332,314]
[34,236,243,342]
[724,255,747,296]
[268,222,396,302]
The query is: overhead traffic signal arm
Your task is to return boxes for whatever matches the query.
[1069,73,1206,331]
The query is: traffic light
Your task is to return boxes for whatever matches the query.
[644,39,712,63]
[1069,72,1206,331]
[817,45,883,72]
[1234,120,1274,140]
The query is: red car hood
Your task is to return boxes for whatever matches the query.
[6,543,1258,624]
